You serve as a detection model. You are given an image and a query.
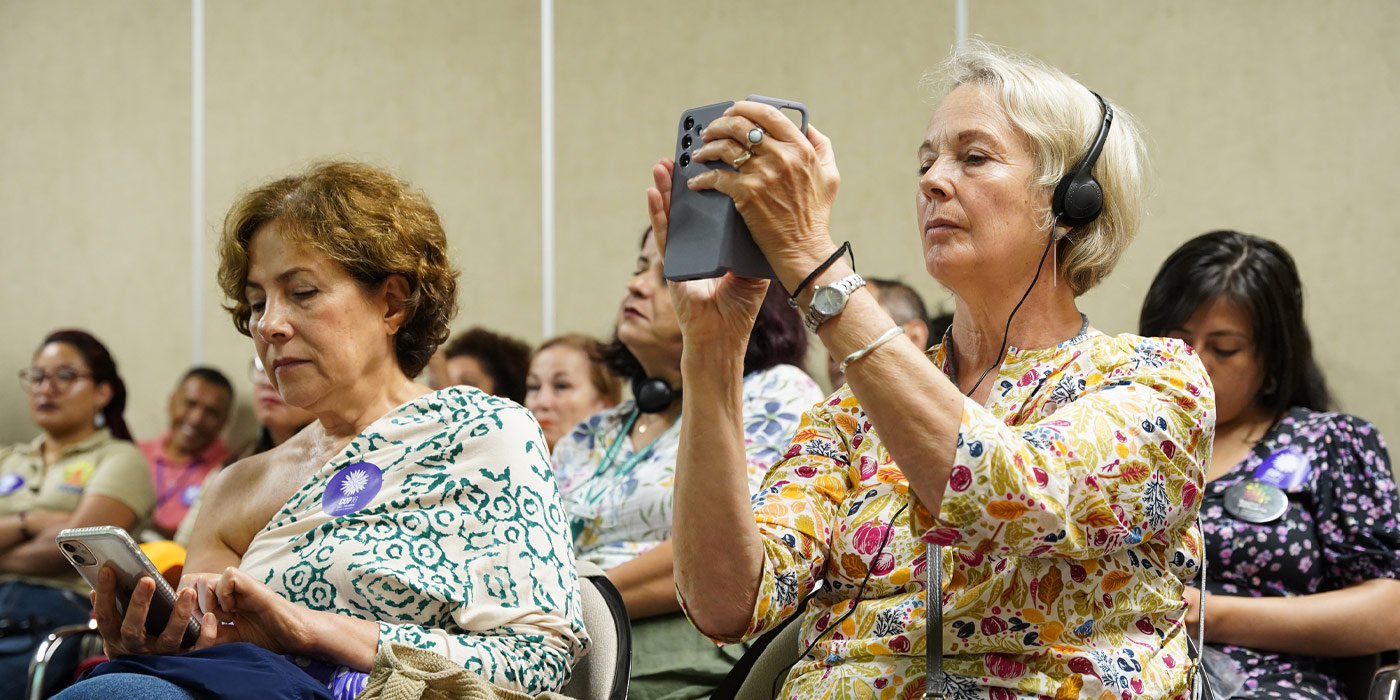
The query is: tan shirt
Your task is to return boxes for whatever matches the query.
[0,429,156,591]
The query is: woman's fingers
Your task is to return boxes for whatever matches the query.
[118,577,157,652]
[692,137,751,167]
[154,587,198,650]
[215,567,239,617]
[647,190,669,258]
[726,101,807,144]
[654,158,674,212]
[806,123,839,173]
[648,160,673,258]
[192,611,219,651]
[92,567,124,645]
[698,114,758,146]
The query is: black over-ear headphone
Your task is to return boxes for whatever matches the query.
[632,376,679,414]
[1051,91,1114,229]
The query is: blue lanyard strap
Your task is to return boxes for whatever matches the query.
[589,408,642,483]
[568,407,672,543]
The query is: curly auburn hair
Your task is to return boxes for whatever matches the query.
[216,161,459,377]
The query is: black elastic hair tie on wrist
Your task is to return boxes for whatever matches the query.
[788,241,854,307]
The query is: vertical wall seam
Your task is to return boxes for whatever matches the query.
[956,0,969,45]
[191,0,206,363]
[540,0,555,339]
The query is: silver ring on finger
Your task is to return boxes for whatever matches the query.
[733,149,753,169]
[747,127,765,146]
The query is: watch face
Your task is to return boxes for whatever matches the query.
[812,286,844,315]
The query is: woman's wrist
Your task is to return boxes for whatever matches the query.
[771,234,838,296]
[681,347,745,378]
[296,608,380,669]
[287,606,327,657]
[1201,591,1237,645]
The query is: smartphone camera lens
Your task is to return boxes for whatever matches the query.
[683,116,695,131]
[682,135,692,149]
[71,554,89,565]
[679,153,691,167]
[61,542,77,553]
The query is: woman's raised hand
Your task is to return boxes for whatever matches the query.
[685,101,842,289]
[647,159,770,357]
[92,566,218,657]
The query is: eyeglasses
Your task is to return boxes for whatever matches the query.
[19,367,93,391]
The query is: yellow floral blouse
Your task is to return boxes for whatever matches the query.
[731,332,1214,700]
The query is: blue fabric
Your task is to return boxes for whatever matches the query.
[50,672,197,700]
[75,642,335,700]
[0,581,92,700]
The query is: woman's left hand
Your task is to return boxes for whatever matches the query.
[188,566,313,654]
[686,101,842,290]
[647,160,770,355]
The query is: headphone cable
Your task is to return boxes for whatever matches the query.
[771,501,910,698]
[966,222,1061,397]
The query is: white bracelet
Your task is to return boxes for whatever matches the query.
[839,326,905,371]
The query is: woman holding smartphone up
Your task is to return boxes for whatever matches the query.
[656,42,1213,699]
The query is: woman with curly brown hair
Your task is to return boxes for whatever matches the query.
[57,162,586,700]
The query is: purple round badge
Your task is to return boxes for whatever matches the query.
[323,462,383,516]
[0,474,23,496]
[180,483,201,507]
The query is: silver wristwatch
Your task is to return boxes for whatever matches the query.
[804,273,865,332]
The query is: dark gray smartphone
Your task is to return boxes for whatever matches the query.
[664,95,809,282]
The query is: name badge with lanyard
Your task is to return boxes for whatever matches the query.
[1223,447,1311,524]
[565,408,668,543]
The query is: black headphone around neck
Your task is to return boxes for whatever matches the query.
[1051,91,1114,229]
[632,376,679,414]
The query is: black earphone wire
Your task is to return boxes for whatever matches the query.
[766,229,1053,694]
[771,501,911,699]
[965,220,1061,398]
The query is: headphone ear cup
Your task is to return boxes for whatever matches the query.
[633,377,678,414]
[1052,171,1104,229]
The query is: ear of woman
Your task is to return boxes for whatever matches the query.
[379,274,412,335]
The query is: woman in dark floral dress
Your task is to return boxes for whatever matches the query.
[1141,230,1400,700]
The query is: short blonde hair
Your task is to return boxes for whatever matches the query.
[932,40,1148,296]
[216,161,459,377]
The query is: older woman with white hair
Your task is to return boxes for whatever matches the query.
[652,42,1215,699]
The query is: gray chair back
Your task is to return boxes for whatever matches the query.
[560,574,631,700]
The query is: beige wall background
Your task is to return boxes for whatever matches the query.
[4,1,1397,477]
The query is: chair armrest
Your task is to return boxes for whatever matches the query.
[26,619,99,700]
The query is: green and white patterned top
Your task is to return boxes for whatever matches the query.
[238,386,587,695]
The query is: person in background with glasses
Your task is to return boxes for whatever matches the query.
[0,329,154,700]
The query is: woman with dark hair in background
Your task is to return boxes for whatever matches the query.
[1141,230,1400,700]
[428,327,533,403]
[0,329,154,699]
[550,226,821,699]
